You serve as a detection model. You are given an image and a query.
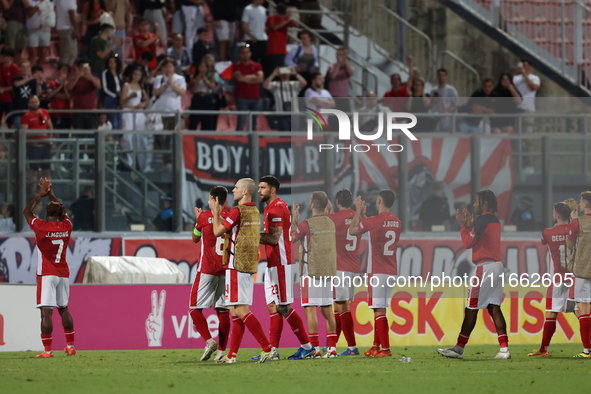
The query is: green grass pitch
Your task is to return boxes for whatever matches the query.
[1,344,590,394]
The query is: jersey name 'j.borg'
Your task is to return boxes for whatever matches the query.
[383,221,399,228]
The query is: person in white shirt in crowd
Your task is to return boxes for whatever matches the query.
[27,0,54,65]
[101,55,123,130]
[263,66,307,131]
[512,58,540,175]
[98,113,113,130]
[0,203,16,232]
[167,34,192,75]
[182,0,205,55]
[55,0,78,65]
[285,30,319,84]
[120,66,150,171]
[429,68,459,132]
[305,72,335,116]
[242,0,268,71]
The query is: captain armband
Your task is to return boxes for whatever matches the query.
[193,228,202,237]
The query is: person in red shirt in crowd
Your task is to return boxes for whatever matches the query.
[46,64,71,132]
[67,59,101,130]
[233,44,263,131]
[383,56,413,112]
[133,18,165,72]
[23,177,76,358]
[0,47,21,124]
[21,95,53,195]
[265,2,294,75]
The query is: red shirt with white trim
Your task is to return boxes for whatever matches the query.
[221,202,257,270]
[263,198,292,267]
[356,212,401,275]
[328,209,361,273]
[195,209,228,276]
[29,216,72,278]
[21,108,51,145]
[460,212,502,265]
[542,224,571,280]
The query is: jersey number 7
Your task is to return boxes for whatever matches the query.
[52,240,64,263]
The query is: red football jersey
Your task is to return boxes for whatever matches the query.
[29,216,72,278]
[47,79,71,117]
[263,198,292,267]
[21,109,51,144]
[357,212,401,275]
[221,202,258,270]
[542,224,571,279]
[328,209,361,273]
[195,209,228,276]
[133,33,158,70]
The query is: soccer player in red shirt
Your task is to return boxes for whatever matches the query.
[349,190,400,358]
[257,175,314,360]
[210,178,277,363]
[133,19,165,71]
[528,202,575,357]
[190,186,231,363]
[21,95,54,196]
[327,189,360,356]
[437,190,510,360]
[23,178,76,358]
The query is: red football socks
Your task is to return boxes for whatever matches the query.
[269,312,283,348]
[334,311,341,340]
[579,314,591,350]
[498,333,509,349]
[540,318,556,352]
[309,332,319,347]
[217,310,230,351]
[41,334,52,352]
[190,309,212,342]
[242,312,272,352]
[64,330,75,346]
[327,333,337,348]
[457,332,470,348]
[229,316,245,358]
[285,309,310,345]
[340,310,356,347]
[375,315,390,350]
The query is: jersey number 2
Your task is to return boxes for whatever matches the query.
[52,240,64,263]
[384,231,396,256]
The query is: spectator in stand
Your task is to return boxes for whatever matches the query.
[121,66,151,171]
[89,24,120,78]
[12,62,43,129]
[242,0,268,70]
[191,27,211,67]
[263,66,306,131]
[167,34,192,75]
[182,0,205,55]
[98,113,112,130]
[492,73,521,134]
[26,0,52,65]
[55,0,78,66]
[46,64,72,131]
[0,203,16,232]
[266,2,294,75]
[233,44,264,131]
[81,0,109,47]
[305,72,335,112]
[513,58,540,175]
[134,18,165,72]
[106,0,133,60]
[188,58,218,131]
[140,0,168,45]
[0,48,20,125]
[170,0,185,36]
[405,78,434,132]
[204,53,229,111]
[211,0,237,62]
[152,57,187,131]
[429,68,459,132]
[357,91,386,130]
[21,94,53,195]
[285,30,318,84]
[123,51,153,82]
[68,59,101,130]
[457,78,498,134]
[511,196,536,231]
[327,46,353,124]
[152,198,173,231]
[70,185,95,231]
[3,0,29,65]
[418,181,450,231]
[102,55,123,130]
[383,56,413,112]
[297,0,321,30]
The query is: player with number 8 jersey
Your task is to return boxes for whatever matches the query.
[190,186,231,363]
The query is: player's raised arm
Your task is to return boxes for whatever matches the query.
[349,196,365,236]
[192,207,203,243]
[209,197,227,237]
[23,177,51,222]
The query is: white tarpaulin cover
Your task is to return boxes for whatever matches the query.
[83,256,187,284]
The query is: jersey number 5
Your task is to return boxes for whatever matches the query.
[384,231,396,256]
[52,239,64,263]
[345,229,357,251]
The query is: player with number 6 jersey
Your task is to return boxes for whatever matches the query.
[528,202,575,357]
[23,177,76,358]
[189,186,231,363]
[350,190,400,358]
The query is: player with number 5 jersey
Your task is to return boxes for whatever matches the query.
[350,189,400,358]
[24,177,76,358]
[189,186,231,363]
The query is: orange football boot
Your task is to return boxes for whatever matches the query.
[527,349,549,357]
[64,346,76,356]
[374,349,392,357]
[35,352,54,358]
[364,346,381,357]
